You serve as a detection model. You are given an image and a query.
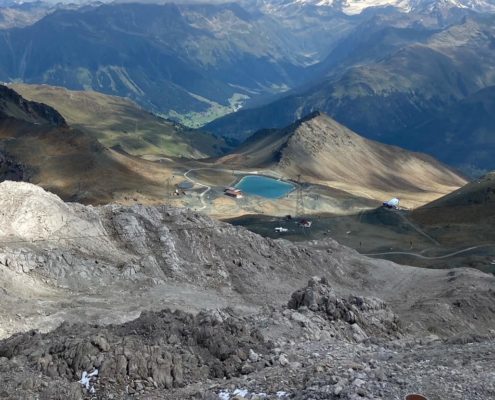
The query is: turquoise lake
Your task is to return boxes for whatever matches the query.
[235,175,295,199]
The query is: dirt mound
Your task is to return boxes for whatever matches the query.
[0,308,270,399]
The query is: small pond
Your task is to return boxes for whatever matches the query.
[235,175,295,199]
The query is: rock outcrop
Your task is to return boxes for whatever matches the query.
[0,181,494,340]
[0,308,270,398]
[0,151,25,182]
[0,84,66,127]
[288,277,400,341]
[0,278,494,400]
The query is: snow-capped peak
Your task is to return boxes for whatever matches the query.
[283,0,495,15]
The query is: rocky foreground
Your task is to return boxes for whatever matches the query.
[0,182,494,399]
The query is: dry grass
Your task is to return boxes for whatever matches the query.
[10,84,224,159]
[412,172,495,225]
[0,118,179,205]
[222,113,467,208]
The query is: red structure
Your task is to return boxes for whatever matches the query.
[224,188,243,198]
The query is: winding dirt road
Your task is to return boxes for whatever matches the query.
[364,244,495,260]
[183,168,270,210]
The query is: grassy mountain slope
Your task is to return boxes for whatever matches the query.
[412,171,495,225]
[0,84,66,126]
[0,84,174,204]
[410,171,495,248]
[10,84,227,159]
[222,112,467,206]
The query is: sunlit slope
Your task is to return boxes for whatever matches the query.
[11,84,227,159]
[223,112,467,207]
[0,84,175,204]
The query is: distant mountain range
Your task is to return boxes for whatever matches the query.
[206,14,495,174]
[401,85,495,176]
[1,0,494,174]
[1,0,490,125]
[253,0,495,15]
[0,0,89,29]
[0,2,334,126]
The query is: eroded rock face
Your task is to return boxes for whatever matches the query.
[0,308,270,396]
[0,181,350,301]
[0,84,66,126]
[288,277,401,339]
[0,151,25,182]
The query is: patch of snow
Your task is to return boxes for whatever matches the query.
[79,369,98,392]
[279,0,495,15]
[218,391,230,400]
[218,389,282,399]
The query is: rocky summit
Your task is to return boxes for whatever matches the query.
[0,181,494,399]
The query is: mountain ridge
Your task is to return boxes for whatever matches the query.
[221,111,467,206]
[412,171,495,224]
[0,84,66,126]
[205,14,495,173]
[266,0,495,15]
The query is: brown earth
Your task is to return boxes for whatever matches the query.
[220,112,467,208]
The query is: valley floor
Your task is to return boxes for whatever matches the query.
[160,160,457,220]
